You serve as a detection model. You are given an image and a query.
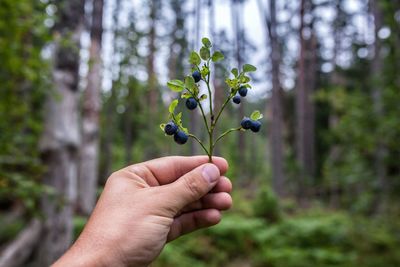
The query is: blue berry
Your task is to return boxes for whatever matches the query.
[233,95,241,104]
[250,120,261,132]
[241,117,252,130]
[164,121,178,135]
[186,97,198,110]
[174,130,188,144]
[192,71,201,83]
[238,86,248,97]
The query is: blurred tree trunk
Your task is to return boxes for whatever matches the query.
[124,78,139,164]
[371,0,387,212]
[257,0,285,197]
[189,0,201,155]
[147,0,158,115]
[36,0,84,264]
[328,0,345,208]
[100,0,121,182]
[78,0,104,215]
[231,0,246,179]
[208,0,223,156]
[295,0,316,199]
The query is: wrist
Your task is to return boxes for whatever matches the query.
[52,237,123,267]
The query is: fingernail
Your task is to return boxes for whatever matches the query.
[202,164,220,184]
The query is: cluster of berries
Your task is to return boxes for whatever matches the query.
[164,121,188,144]
[232,86,248,104]
[240,117,261,132]
[185,71,201,110]
[163,70,202,144]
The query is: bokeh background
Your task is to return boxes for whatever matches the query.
[0,0,400,266]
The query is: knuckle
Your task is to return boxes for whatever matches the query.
[183,175,203,200]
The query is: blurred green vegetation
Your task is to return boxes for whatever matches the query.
[152,189,400,267]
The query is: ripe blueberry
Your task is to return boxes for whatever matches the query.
[186,97,198,110]
[192,71,201,83]
[250,120,261,132]
[238,86,248,97]
[233,95,241,104]
[164,121,178,135]
[174,130,188,144]
[241,117,252,130]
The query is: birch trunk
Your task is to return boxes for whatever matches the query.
[78,0,104,215]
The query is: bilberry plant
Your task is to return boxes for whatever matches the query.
[160,38,263,162]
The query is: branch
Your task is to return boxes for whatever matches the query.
[0,219,42,267]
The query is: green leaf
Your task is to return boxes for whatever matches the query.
[200,65,210,78]
[185,75,196,91]
[231,68,239,77]
[202,37,212,48]
[250,110,263,121]
[167,80,185,92]
[160,124,166,132]
[199,94,208,101]
[243,64,257,72]
[211,51,224,62]
[175,112,182,125]
[181,92,191,99]
[200,46,210,60]
[189,51,201,65]
[240,75,251,83]
[169,99,179,114]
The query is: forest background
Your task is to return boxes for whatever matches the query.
[0,0,399,266]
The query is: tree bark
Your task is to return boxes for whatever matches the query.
[147,0,158,115]
[231,0,247,179]
[78,0,104,215]
[257,0,286,197]
[100,0,121,182]
[35,0,84,264]
[371,0,387,212]
[0,219,42,267]
[295,0,316,199]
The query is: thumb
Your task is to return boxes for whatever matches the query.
[162,163,221,212]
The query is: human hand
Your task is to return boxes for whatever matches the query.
[54,156,232,267]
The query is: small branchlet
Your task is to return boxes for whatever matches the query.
[160,37,263,162]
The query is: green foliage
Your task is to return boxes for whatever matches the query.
[253,187,280,222]
[153,207,400,267]
[0,0,51,212]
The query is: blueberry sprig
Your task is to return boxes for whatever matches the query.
[160,37,262,162]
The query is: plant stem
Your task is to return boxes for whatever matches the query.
[205,60,214,163]
[213,95,234,128]
[212,127,242,148]
[189,134,210,157]
[186,88,210,134]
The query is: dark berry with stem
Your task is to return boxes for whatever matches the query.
[164,121,178,135]
[192,71,201,83]
[250,120,261,132]
[186,97,198,110]
[232,95,241,104]
[241,117,252,130]
[174,130,189,144]
[238,86,248,97]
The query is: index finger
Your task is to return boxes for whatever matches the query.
[126,156,228,186]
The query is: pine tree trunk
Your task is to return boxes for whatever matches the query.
[295,0,315,199]
[266,0,285,197]
[100,0,121,182]
[36,0,84,264]
[147,0,158,115]
[371,0,387,212]
[78,0,104,215]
